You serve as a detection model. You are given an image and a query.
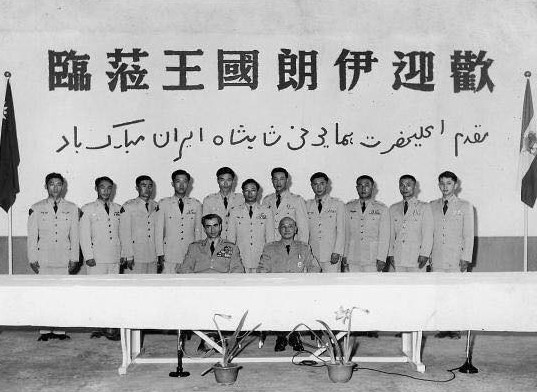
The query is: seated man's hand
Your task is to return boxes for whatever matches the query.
[417,256,429,269]
[30,261,40,274]
[340,257,349,272]
[68,260,79,274]
[376,259,386,272]
[126,259,134,270]
[85,259,96,267]
[157,256,165,273]
[460,259,470,272]
[330,253,341,265]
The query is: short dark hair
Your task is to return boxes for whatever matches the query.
[399,174,416,184]
[216,167,236,179]
[356,175,374,185]
[171,169,191,182]
[310,172,329,183]
[135,175,153,187]
[95,176,114,188]
[45,172,64,185]
[438,171,458,183]
[202,213,222,226]
[241,178,260,191]
[271,167,289,178]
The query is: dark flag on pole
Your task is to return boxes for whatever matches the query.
[0,79,20,212]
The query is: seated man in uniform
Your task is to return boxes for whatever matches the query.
[179,213,244,352]
[258,217,321,352]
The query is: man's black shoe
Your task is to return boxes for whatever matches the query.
[366,331,379,338]
[435,331,449,338]
[274,336,287,352]
[448,331,461,339]
[288,333,304,352]
[38,333,53,342]
[56,334,70,340]
[90,331,103,339]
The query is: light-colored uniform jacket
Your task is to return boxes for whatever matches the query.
[156,195,203,268]
[27,198,79,267]
[119,197,158,263]
[262,190,309,243]
[80,199,121,264]
[388,197,433,268]
[202,192,244,239]
[179,238,244,273]
[258,240,321,273]
[228,203,275,269]
[344,199,390,268]
[430,196,474,271]
[306,195,345,264]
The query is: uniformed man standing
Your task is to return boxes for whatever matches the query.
[80,176,121,275]
[387,175,433,272]
[27,172,79,341]
[228,178,274,273]
[306,172,345,273]
[430,171,474,273]
[202,167,244,239]
[119,175,159,274]
[258,217,321,352]
[342,175,390,272]
[80,176,122,340]
[262,167,309,243]
[431,171,474,340]
[179,213,244,274]
[156,170,203,274]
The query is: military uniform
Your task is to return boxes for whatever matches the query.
[344,199,390,272]
[306,195,345,273]
[430,195,474,272]
[258,240,321,273]
[228,203,275,272]
[262,190,309,243]
[119,197,159,274]
[80,200,122,275]
[27,198,79,274]
[202,192,244,239]
[388,197,433,272]
[156,195,203,273]
[178,238,244,273]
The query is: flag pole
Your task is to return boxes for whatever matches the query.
[4,71,13,275]
[524,204,528,272]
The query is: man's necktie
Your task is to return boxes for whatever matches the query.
[318,199,322,213]
[53,201,58,214]
[104,203,109,215]
[249,205,253,218]
[361,201,366,213]
[210,241,215,255]
[276,194,281,208]
[443,200,448,215]
[223,197,228,209]
[145,202,149,212]
[179,198,184,213]
[403,201,408,215]
[286,244,290,254]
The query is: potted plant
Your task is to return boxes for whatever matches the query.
[202,310,261,385]
[289,306,369,383]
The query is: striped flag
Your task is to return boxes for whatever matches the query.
[520,78,537,207]
[0,79,20,212]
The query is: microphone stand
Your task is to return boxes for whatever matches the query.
[457,330,478,373]
[169,329,190,377]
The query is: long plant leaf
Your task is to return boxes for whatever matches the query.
[226,311,249,361]
[316,320,343,363]
[288,322,334,362]
[227,323,261,362]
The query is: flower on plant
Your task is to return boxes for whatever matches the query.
[334,306,369,324]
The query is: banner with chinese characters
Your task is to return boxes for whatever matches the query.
[0,0,535,237]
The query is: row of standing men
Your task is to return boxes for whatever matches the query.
[26,167,474,276]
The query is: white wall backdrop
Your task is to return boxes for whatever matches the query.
[0,0,535,237]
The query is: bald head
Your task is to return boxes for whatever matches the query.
[278,217,297,240]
